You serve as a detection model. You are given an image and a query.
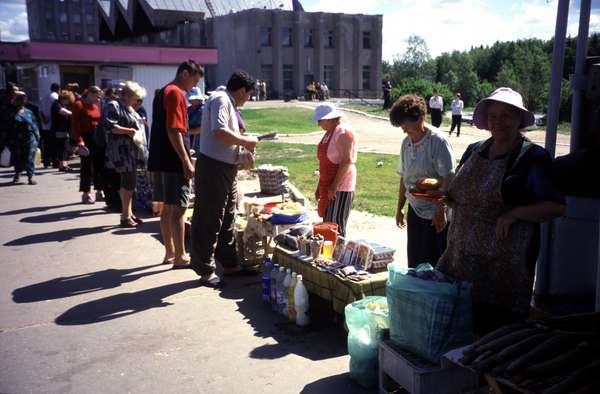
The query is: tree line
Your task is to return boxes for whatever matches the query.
[382,34,600,120]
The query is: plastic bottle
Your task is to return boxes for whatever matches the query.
[287,272,297,321]
[270,263,279,310]
[262,257,273,303]
[276,266,286,313]
[282,269,292,316]
[294,274,310,327]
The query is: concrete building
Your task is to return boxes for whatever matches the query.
[206,8,382,98]
[11,0,382,100]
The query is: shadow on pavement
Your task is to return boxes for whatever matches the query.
[218,275,347,362]
[0,202,80,216]
[300,373,375,394]
[55,279,198,325]
[20,208,107,223]
[4,225,116,246]
[12,264,167,303]
[111,218,161,242]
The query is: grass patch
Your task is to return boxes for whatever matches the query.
[557,122,571,135]
[240,107,318,135]
[340,103,390,117]
[256,142,400,217]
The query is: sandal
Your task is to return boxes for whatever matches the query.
[131,216,144,225]
[119,217,138,228]
[162,258,175,265]
[199,275,224,288]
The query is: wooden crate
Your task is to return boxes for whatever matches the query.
[379,340,480,394]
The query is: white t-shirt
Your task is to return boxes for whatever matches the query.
[40,91,59,130]
[429,95,443,110]
[199,86,240,165]
[451,99,464,115]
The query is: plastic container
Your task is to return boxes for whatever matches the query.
[276,266,286,313]
[294,274,310,327]
[282,269,292,316]
[287,272,297,321]
[270,263,279,310]
[262,257,273,303]
[313,222,339,248]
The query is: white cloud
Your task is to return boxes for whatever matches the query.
[0,11,28,42]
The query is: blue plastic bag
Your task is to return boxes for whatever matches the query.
[387,263,473,363]
[345,296,389,388]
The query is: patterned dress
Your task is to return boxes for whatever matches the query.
[104,99,148,174]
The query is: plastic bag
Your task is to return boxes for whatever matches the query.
[345,296,389,388]
[387,263,473,363]
[1,147,11,167]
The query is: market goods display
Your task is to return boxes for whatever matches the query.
[257,164,289,195]
[458,314,600,393]
[410,178,444,202]
[271,201,308,224]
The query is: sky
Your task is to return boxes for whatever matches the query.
[1,0,599,60]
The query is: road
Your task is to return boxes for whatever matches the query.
[0,167,374,394]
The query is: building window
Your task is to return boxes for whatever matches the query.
[282,27,293,47]
[324,65,335,89]
[87,35,95,42]
[73,14,81,24]
[283,65,294,90]
[261,64,273,95]
[304,29,313,48]
[362,65,371,90]
[74,33,82,41]
[363,31,371,49]
[59,12,68,23]
[325,30,334,48]
[86,14,94,24]
[260,27,272,47]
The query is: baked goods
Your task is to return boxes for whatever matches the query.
[415,178,440,191]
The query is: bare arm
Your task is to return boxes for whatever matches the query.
[431,173,453,232]
[111,125,135,136]
[167,128,194,180]
[496,201,566,240]
[396,177,407,228]
[328,133,354,198]
[59,108,72,116]
[189,127,202,135]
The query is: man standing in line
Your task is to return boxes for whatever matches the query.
[148,60,203,268]
[429,89,443,128]
[39,83,60,168]
[191,70,258,286]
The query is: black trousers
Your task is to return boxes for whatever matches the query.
[450,115,462,136]
[430,109,442,128]
[190,154,239,276]
[53,135,68,166]
[406,205,448,268]
[79,132,105,192]
[40,129,54,166]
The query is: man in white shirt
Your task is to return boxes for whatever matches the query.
[40,83,60,167]
[450,92,464,137]
[428,89,443,128]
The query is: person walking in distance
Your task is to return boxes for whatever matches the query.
[429,89,443,128]
[190,71,258,287]
[39,83,60,168]
[147,60,204,268]
[449,92,464,137]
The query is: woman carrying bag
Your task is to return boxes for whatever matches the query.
[104,81,148,228]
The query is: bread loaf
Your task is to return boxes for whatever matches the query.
[415,178,440,191]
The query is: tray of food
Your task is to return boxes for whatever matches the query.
[409,178,444,202]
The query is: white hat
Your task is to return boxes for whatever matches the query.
[187,87,205,102]
[473,87,535,130]
[312,102,343,122]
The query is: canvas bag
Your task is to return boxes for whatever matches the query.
[0,147,11,167]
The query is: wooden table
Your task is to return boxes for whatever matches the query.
[272,244,388,315]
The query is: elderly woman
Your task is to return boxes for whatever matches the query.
[436,87,565,334]
[71,86,102,204]
[51,91,74,172]
[313,103,357,237]
[11,91,40,185]
[104,81,148,228]
[390,95,454,268]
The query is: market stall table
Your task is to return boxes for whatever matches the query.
[272,244,388,315]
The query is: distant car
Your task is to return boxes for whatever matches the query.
[461,113,474,125]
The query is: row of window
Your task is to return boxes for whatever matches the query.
[261,64,372,91]
[260,27,372,49]
[47,11,95,24]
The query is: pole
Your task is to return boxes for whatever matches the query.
[569,0,592,153]
[545,0,570,158]
[535,0,570,305]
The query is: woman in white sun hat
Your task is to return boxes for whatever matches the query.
[436,87,565,335]
[312,103,357,237]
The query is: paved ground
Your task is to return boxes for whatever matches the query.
[0,167,376,394]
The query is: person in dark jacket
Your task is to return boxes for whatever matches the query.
[10,91,40,184]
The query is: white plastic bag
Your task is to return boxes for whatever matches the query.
[0,147,11,167]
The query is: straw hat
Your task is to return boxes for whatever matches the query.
[473,87,535,130]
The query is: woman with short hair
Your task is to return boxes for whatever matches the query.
[51,91,74,172]
[104,81,148,228]
[390,94,454,268]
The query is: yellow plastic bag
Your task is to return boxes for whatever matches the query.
[35,148,42,166]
